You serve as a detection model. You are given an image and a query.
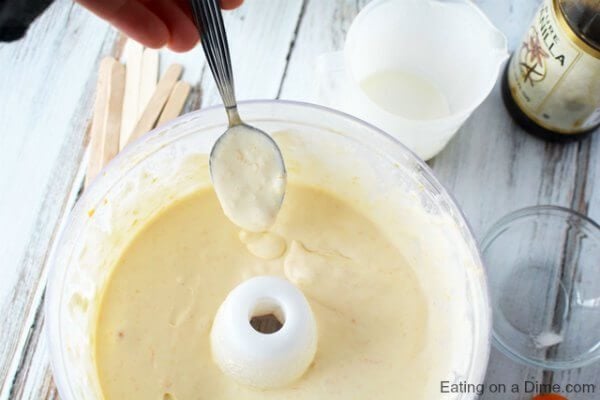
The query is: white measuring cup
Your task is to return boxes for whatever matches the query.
[316,0,508,160]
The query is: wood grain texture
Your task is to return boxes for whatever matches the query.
[156,81,191,127]
[0,0,122,397]
[119,39,143,149]
[197,0,306,107]
[1,0,599,399]
[85,57,125,186]
[86,58,113,184]
[279,0,371,100]
[139,48,159,116]
[128,63,182,144]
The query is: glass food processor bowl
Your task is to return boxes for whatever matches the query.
[45,100,491,399]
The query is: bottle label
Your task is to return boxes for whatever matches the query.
[507,0,600,134]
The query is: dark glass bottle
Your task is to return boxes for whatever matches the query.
[502,0,600,141]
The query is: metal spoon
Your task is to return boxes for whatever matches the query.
[190,0,286,231]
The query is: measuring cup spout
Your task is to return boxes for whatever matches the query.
[489,28,510,67]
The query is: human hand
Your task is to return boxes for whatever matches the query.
[76,0,243,52]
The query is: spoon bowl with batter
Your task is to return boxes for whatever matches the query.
[190,0,287,232]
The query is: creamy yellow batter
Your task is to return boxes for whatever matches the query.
[95,184,432,399]
[210,125,286,232]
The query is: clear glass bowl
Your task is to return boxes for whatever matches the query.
[45,100,491,399]
[482,206,600,369]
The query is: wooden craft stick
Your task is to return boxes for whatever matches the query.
[157,81,191,126]
[103,62,126,164]
[86,57,113,187]
[139,48,159,116]
[128,64,183,145]
[119,39,143,150]
[86,57,126,186]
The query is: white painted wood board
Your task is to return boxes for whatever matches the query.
[1,0,598,398]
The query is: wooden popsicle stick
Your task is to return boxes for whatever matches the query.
[86,57,126,187]
[156,81,191,126]
[86,57,114,187]
[128,64,183,145]
[103,62,126,165]
[139,48,159,116]
[119,39,143,150]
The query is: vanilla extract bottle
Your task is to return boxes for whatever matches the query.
[502,0,600,141]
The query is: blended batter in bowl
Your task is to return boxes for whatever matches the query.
[95,184,430,399]
[46,103,489,400]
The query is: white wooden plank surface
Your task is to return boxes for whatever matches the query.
[198,0,305,106]
[432,2,600,398]
[0,0,598,399]
[279,0,370,100]
[0,0,121,397]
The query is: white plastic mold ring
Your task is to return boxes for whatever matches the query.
[210,276,318,389]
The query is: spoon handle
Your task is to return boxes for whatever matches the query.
[190,0,240,125]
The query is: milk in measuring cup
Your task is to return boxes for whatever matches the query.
[359,70,450,120]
